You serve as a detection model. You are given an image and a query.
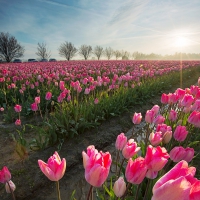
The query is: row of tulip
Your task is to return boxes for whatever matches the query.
[1,78,200,199]
[1,60,200,151]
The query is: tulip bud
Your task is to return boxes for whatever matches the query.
[115,133,127,151]
[113,177,126,197]
[5,180,16,193]
[162,131,172,144]
[132,112,142,124]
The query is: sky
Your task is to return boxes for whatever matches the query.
[0,0,200,60]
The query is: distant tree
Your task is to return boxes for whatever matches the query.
[113,50,121,60]
[93,45,104,60]
[36,42,51,60]
[79,45,92,60]
[104,47,113,60]
[0,32,25,62]
[121,50,130,60]
[58,42,77,61]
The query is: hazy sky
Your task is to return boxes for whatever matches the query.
[0,0,200,60]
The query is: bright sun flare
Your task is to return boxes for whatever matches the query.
[174,36,189,47]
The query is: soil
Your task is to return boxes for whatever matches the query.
[0,75,199,200]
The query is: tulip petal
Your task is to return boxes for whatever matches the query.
[152,176,191,200]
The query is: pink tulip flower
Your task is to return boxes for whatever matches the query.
[122,139,140,159]
[145,145,169,179]
[45,92,52,100]
[153,115,165,125]
[145,110,155,124]
[59,81,65,91]
[15,119,21,126]
[113,177,126,197]
[132,112,142,124]
[125,157,147,184]
[184,147,195,163]
[149,132,162,146]
[161,93,168,104]
[31,102,38,111]
[175,88,186,99]
[168,93,179,104]
[181,94,194,107]
[94,98,99,104]
[115,133,127,151]
[38,151,66,181]
[152,160,200,200]
[192,99,200,111]
[0,166,11,184]
[162,131,172,144]
[156,123,171,136]
[82,145,112,187]
[168,110,177,121]
[35,96,40,104]
[170,146,186,162]
[5,180,16,193]
[173,125,188,142]
[14,104,22,113]
[0,107,4,112]
[151,105,160,115]
[188,111,200,128]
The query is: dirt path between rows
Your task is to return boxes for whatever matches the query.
[0,75,199,200]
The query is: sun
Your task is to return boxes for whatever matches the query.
[174,36,189,47]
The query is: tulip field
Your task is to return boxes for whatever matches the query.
[1,60,200,150]
[1,60,200,199]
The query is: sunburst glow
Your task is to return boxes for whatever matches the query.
[174,36,189,47]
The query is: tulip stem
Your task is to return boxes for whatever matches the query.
[118,158,126,177]
[7,181,16,200]
[121,182,131,200]
[115,150,120,176]
[143,179,150,200]
[87,185,93,200]
[56,181,61,200]
[135,184,141,200]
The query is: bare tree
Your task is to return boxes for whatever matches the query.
[58,42,77,61]
[131,51,139,60]
[36,42,51,59]
[93,45,104,60]
[121,50,130,60]
[0,32,24,62]
[79,45,92,60]
[104,47,113,60]
[113,50,121,60]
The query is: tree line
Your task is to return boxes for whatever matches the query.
[0,32,200,62]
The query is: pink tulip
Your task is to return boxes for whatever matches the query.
[161,93,168,104]
[31,102,38,111]
[184,147,195,163]
[175,88,186,99]
[0,107,4,112]
[59,81,65,91]
[125,157,147,184]
[151,105,160,115]
[82,145,112,187]
[181,94,194,107]
[38,151,66,181]
[145,110,155,124]
[156,123,171,136]
[132,112,142,124]
[35,96,40,104]
[173,125,188,142]
[45,92,52,100]
[188,111,200,128]
[152,160,199,200]
[149,132,162,146]
[113,177,126,197]
[84,88,90,94]
[170,146,186,162]
[0,166,11,184]
[145,145,169,179]
[14,104,22,112]
[15,119,21,126]
[168,110,177,121]
[5,180,16,193]
[122,139,140,159]
[153,115,165,125]
[94,98,99,104]
[115,133,127,151]
[168,93,179,104]
[162,131,172,144]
